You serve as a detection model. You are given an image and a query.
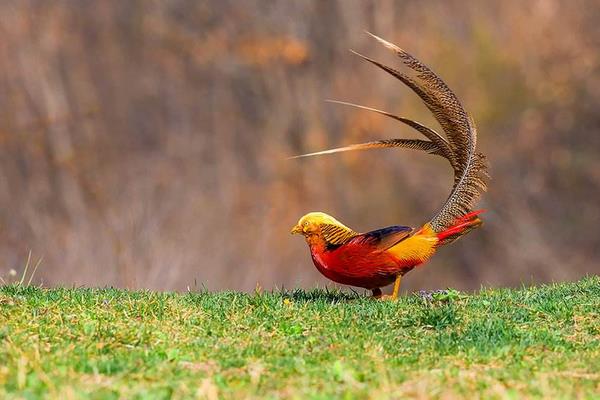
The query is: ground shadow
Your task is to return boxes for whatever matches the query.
[283,288,365,303]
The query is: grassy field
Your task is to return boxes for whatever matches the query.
[0,277,599,399]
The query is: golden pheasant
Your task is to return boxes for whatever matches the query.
[291,34,488,299]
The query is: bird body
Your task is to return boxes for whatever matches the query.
[291,34,489,299]
[308,225,432,290]
[292,211,483,294]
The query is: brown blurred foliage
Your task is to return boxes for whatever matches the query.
[0,0,599,292]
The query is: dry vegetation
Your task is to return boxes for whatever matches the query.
[0,1,599,291]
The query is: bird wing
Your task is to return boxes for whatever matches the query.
[355,225,414,251]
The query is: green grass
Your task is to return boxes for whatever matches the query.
[1,278,599,399]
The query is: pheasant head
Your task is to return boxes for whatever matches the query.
[291,212,358,247]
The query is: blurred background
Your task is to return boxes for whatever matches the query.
[0,0,598,293]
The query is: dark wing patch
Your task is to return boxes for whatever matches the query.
[357,225,414,251]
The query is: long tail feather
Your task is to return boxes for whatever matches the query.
[325,99,454,160]
[289,138,444,159]
[290,34,488,243]
[436,210,485,245]
[361,33,488,236]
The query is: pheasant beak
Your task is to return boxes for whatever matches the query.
[290,224,302,235]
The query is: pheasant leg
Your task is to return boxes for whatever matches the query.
[378,275,402,301]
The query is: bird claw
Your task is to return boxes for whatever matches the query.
[377,294,398,301]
